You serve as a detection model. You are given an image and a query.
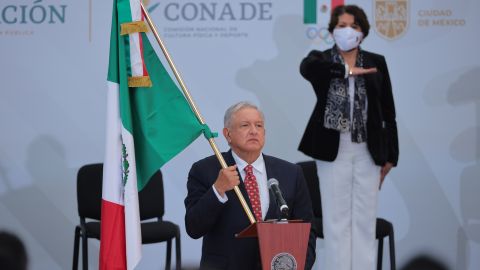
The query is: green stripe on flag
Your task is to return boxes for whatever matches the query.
[128,34,204,190]
[107,0,204,191]
[107,0,120,84]
[117,0,134,79]
[304,0,317,24]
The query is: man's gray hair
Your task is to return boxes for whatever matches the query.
[224,101,264,128]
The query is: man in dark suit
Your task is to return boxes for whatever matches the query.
[185,101,316,270]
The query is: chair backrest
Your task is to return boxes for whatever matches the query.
[77,163,103,220]
[296,161,322,218]
[138,169,165,220]
[76,164,165,221]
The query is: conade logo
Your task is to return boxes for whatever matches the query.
[148,1,273,22]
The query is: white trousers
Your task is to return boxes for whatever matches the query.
[316,134,380,270]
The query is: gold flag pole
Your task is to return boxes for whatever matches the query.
[140,3,256,225]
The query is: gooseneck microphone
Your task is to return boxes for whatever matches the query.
[267,178,289,219]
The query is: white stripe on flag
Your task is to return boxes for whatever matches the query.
[103,81,124,205]
[104,81,142,269]
[121,128,142,270]
[128,0,145,77]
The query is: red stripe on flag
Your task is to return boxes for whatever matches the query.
[139,12,148,77]
[100,199,127,270]
[331,0,344,11]
[139,33,148,77]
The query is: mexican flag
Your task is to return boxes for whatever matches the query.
[100,0,204,269]
[304,0,344,24]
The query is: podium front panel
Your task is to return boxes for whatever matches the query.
[257,222,310,270]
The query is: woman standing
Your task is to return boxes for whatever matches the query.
[298,5,399,270]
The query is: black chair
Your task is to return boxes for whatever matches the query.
[297,160,396,270]
[72,163,181,270]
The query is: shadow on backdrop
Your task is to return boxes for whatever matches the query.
[0,135,81,269]
[235,14,313,162]
[447,67,480,270]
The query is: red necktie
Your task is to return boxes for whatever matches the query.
[244,165,262,222]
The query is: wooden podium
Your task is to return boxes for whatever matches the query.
[237,220,311,270]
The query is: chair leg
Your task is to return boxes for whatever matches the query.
[389,231,396,270]
[81,231,88,270]
[175,229,181,270]
[165,239,172,270]
[73,226,80,270]
[377,238,384,270]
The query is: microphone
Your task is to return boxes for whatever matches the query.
[267,178,289,219]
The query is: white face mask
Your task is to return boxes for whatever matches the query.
[333,27,364,51]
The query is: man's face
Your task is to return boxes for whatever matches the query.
[223,107,265,157]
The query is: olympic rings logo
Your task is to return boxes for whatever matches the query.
[305,26,334,44]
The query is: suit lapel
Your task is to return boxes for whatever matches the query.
[362,52,381,98]
[263,155,280,220]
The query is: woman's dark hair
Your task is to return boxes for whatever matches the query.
[0,231,28,270]
[328,5,370,38]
